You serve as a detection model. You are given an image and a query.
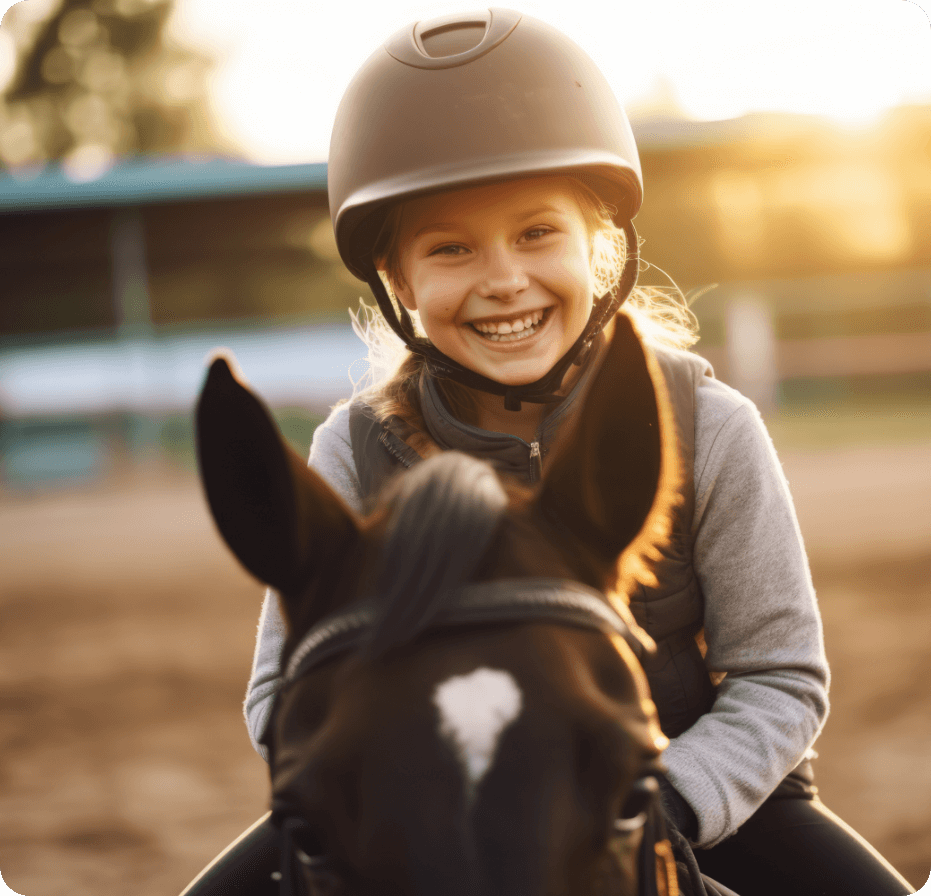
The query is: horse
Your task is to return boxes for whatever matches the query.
[193,313,699,896]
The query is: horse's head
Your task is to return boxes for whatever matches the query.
[196,313,678,896]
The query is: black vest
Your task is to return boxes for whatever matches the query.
[631,348,717,738]
[347,345,717,738]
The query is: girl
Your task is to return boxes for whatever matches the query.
[189,9,915,895]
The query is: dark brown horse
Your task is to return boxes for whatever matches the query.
[194,314,685,896]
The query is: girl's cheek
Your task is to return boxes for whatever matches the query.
[431,277,466,310]
[440,296,464,320]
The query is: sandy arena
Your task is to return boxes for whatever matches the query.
[1,441,929,894]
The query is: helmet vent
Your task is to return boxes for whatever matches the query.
[419,22,487,58]
[385,9,521,70]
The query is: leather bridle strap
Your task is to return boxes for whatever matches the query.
[282,577,653,686]
[640,787,679,896]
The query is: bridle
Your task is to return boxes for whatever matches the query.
[269,577,682,896]
[283,577,649,683]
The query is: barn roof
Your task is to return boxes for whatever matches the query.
[0,157,329,213]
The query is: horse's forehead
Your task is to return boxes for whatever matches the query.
[432,666,524,794]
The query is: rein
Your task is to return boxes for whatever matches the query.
[271,577,688,896]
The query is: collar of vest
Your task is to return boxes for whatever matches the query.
[282,577,655,686]
[416,331,606,482]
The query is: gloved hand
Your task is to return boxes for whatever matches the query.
[657,774,698,841]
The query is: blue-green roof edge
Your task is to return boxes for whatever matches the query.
[0,157,329,213]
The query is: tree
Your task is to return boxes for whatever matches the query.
[0,0,231,174]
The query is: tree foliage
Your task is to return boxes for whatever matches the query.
[0,0,231,174]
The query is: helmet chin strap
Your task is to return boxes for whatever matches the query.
[365,221,640,412]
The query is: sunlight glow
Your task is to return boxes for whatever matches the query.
[155,0,931,163]
[0,27,15,92]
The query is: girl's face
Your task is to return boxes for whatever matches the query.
[391,177,597,387]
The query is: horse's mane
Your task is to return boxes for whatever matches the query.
[366,452,508,657]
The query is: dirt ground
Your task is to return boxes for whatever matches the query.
[0,441,929,895]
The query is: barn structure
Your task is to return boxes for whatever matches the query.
[2,109,930,488]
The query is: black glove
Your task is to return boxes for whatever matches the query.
[657,774,698,842]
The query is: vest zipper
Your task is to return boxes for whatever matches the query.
[529,441,542,483]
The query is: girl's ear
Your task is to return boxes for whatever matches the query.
[382,258,416,311]
[535,313,675,571]
[392,273,418,312]
[196,356,358,599]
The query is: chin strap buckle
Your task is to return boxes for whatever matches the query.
[504,390,523,412]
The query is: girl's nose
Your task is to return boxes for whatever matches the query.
[475,246,529,300]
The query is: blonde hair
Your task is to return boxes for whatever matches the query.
[348,177,700,426]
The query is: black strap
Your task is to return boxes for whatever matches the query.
[277,817,304,896]
[283,578,654,686]
[616,776,681,896]
[668,827,706,896]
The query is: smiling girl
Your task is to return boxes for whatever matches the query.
[368,176,617,444]
[390,180,596,402]
[183,9,914,896]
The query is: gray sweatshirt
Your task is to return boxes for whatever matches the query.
[243,346,829,848]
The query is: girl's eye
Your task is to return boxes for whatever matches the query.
[430,244,468,257]
[523,226,554,241]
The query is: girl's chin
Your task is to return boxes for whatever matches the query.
[441,345,556,385]
[450,342,573,386]
[467,356,560,386]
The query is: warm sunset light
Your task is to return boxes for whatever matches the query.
[2,3,931,895]
[155,0,931,163]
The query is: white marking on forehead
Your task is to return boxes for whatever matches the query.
[433,667,523,798]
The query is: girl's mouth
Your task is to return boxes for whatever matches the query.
[469,308,551,342]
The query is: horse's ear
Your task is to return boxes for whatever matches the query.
[536,313,676,568]
[196,355,358,596]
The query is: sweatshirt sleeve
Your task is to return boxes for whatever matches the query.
[243,402,363,760]
[661,381,830,847]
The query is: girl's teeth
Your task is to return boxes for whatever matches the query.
[474,311,543,335]
[472,310,548,341]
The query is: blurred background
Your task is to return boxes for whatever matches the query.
[0,0,929,893]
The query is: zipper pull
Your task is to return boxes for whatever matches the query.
[529,441,542,483]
